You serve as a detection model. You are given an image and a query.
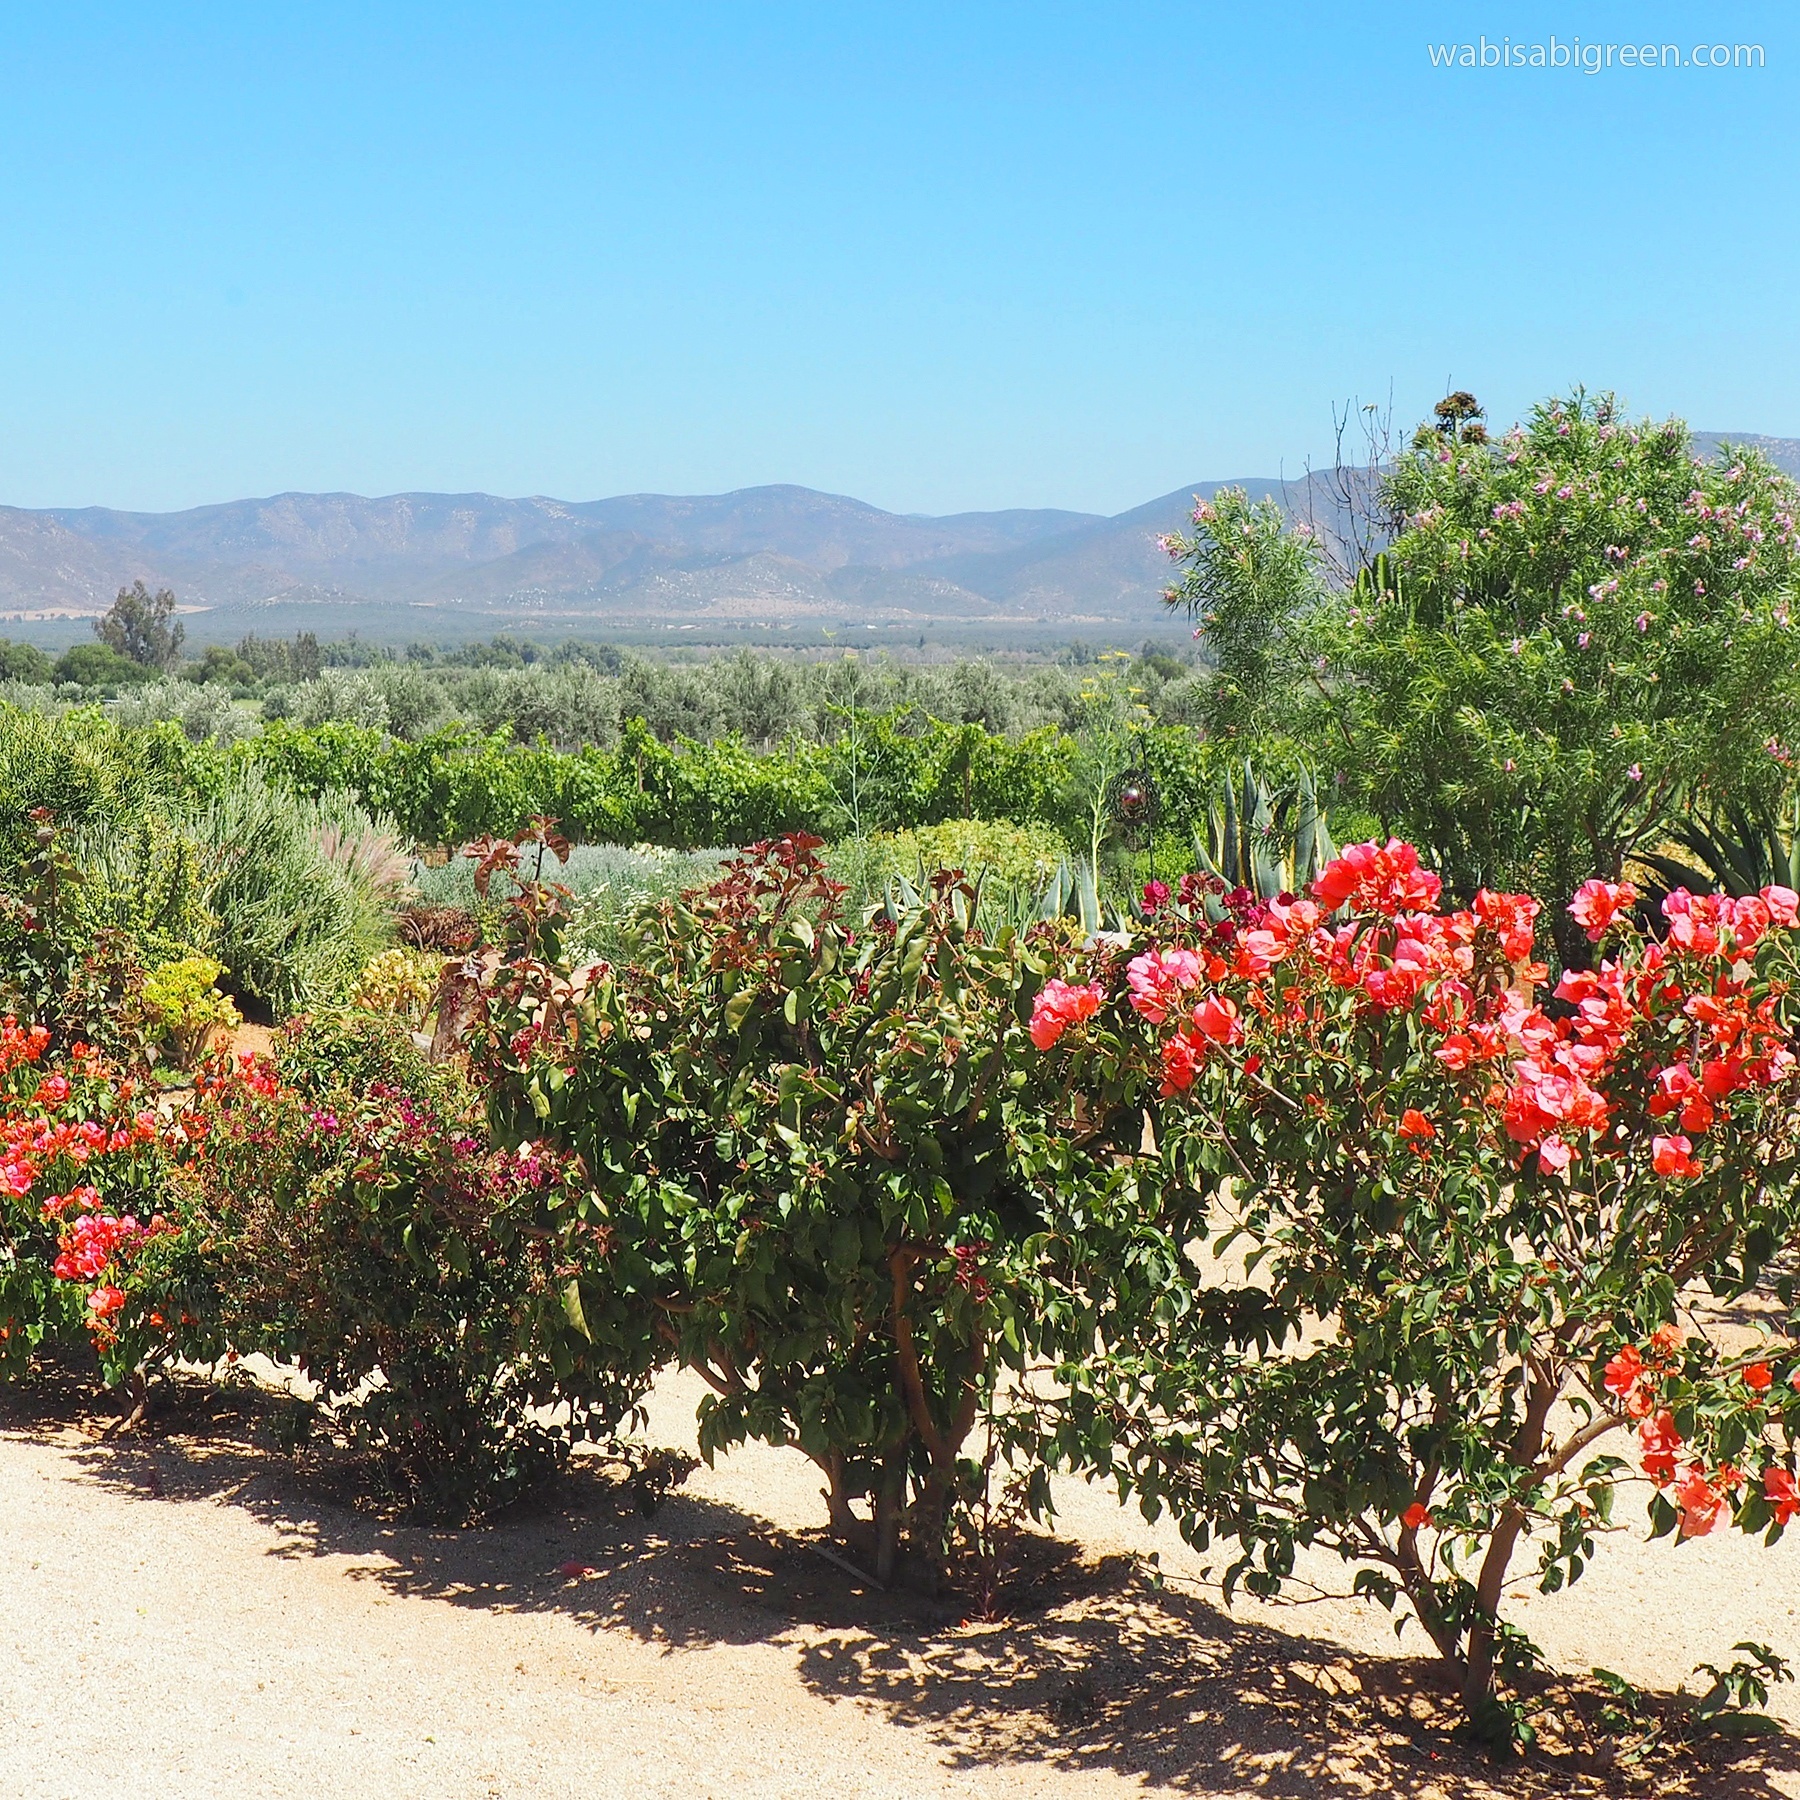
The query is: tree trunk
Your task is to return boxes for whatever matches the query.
[873,1454,906,1587]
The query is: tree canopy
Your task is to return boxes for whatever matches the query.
[1165,393,1800,953]
[94,580,185,671]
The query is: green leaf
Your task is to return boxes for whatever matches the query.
[563,1279,592,1340]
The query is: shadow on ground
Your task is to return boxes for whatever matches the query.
[5,1369,1797,1799]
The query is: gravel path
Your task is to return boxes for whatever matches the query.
[6,1367,1800,1799]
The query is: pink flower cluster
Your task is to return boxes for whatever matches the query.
[1028,979,1104,1051]
[1311,839,1442,917]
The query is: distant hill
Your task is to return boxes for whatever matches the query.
[3,431,1794,647]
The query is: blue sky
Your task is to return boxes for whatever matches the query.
[0,3,1793,515]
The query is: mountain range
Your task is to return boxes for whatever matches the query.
[4,432,1796,648]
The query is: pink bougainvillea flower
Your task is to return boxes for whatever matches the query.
[1568,879,1639,941]
[1762,884,1800,926]
[1537,1135,1573,1175]
[1675,1467,1726,1538]
[1234,928,1289,975]
[1028,979,1104,1051]
[1125,948,1201,1025]
[1662,890,1724,956]
[1652,1133,1702,1179]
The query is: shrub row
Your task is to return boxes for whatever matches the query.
[11,832,1800,1746]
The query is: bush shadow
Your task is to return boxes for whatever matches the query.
[792,1569,1800,1799]
[0,1368,953,1652]
[6,1368,1799,1797]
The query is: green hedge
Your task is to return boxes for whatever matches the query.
[236,713,1093,848]
[1,701,1227,853]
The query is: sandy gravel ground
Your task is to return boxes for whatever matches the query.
[5,1365,1800,1800]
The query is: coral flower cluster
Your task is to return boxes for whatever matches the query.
[1605,1327,1800,1537]
[1034,841,1800,1188]
[0,1019,175,1350]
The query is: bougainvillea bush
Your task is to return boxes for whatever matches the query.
[178,1012,627,1518]
[1035,841,1800,1739]
[474,828,1180,1585]
[0,1017,201,1385]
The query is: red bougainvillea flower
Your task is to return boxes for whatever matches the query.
[1652,1133,1702,1179]
[1764,1466,1800,1526]
[1746,1363,1774,1393]
[1189,994,1242,1046]
[1028,979,1104,1051]
[236,1054,280,1099]
[1125,948,1202,1025]
[0,1017,51,1077]
[1311,840,1442,917]
[1471,889,1541,962]
[1397,1109,1435,1143]
[1568,879,1640,941]
[1603,1345,1644,1399]
[1648,1062,1719,1135]
[1676,1467,1726,1538]
[1158,1027,1206,1097]
[1639,1409,1682,1484]
[1402,1502,1431,1530]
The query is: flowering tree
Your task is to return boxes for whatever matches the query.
[1034,841,1800,1739]
[1164,395,1800,958]
[1157,486,1327,744]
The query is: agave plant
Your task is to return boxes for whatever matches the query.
[1633,795,1800,909]
[877,854,1127,943]
[1191,761,1337,900]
